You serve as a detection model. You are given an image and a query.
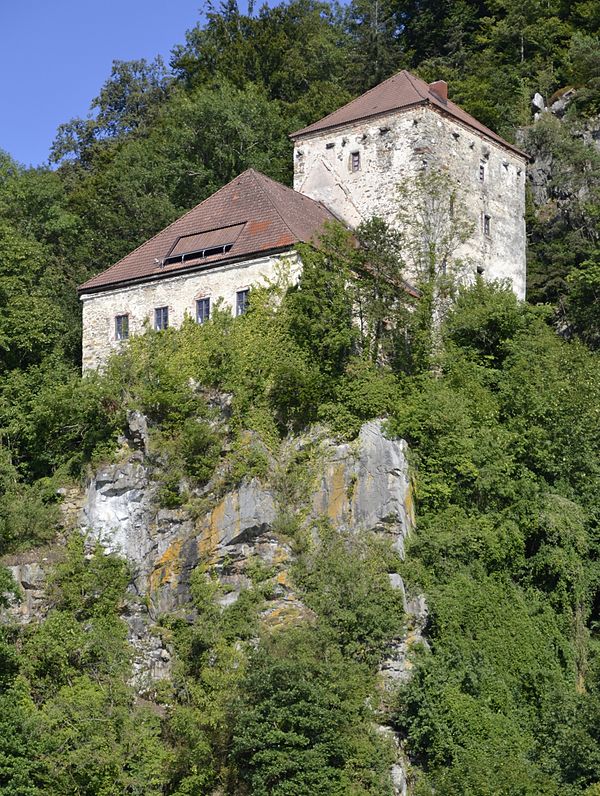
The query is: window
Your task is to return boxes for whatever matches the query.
[115,314,129,340]
[236,289,249,316]
[154,306,169,330]
[483,215,491,236]
[196,297,210,324]
[163,223,245,267]
[479,163,485,181]
[350,151,360,172]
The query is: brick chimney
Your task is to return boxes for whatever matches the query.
[429,80,448,101]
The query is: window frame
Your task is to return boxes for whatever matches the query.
[196,296,210,324]
[479,163,486,182]
[483,214,491,237]
[154,306,169,331]
[115,313,129,341]
[236,288,249,317]
[350,151,361,172]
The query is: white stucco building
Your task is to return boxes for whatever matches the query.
[79,70,528,370]
[291,70,528,297]
[78,170,334,370]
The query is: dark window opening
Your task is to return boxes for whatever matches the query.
[236,289,249,317]
[483,215,491,236]
[154,306,169,330]
[163,224,246,268]
[115,314,129,340]
[350,151,360,172]
[479,164,485,181]
[196,297,210,324]
[163,243,233,267]
[477,264,485,275]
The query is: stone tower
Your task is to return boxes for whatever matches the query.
[291,70,528,299]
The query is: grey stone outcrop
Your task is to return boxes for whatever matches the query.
[1,415,426,793]
[5,417,421,697]
[81,461,157,567]
[313,420,414,552]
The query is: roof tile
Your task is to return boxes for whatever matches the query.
[79,169,337,293]
[290,70,527,158]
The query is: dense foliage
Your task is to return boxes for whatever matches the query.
[1,1,600,793]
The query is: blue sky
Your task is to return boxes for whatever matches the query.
[0,1,218,167]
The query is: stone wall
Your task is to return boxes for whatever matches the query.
[80,251,300,370]
[294,106,527,298]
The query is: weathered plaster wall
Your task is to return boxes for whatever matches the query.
[80,251,300,370]
[294,106,527,298]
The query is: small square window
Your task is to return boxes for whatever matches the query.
[350,151,360,172]
[483,215,491,236]
[236,289,249,316]
[154,306,169,330]
[115,314,129,340]
[196,297,210,324]
[479,164,485,181]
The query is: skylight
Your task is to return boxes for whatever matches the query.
[162,223,245,267]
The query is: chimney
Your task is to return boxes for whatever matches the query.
[429,80,448,101]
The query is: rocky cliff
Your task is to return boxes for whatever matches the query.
[4,416,424,794]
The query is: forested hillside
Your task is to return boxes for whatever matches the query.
[1,1,599,794]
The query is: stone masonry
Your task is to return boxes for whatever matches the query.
[293,105,527,298]
[80,251,299,370]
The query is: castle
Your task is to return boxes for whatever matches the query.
[79,70,527,370]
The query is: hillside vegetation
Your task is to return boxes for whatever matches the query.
[0,2,599,794]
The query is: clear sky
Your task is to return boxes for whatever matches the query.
[0,1,222,167]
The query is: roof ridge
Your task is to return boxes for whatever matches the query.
[85,171,254,282]
[404,70,430,101]
[249,170,300,242]
[291,70,414,139]
[254,170,339,241]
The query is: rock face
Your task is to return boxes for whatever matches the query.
[82,460,157,566]
[2,419,420,689]
[526,100,600,208]
[314,420,414,553]
[5,561,47,623]
[2,417,422,793]
[74,419,416,685]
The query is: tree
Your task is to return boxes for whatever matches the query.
[395,169,475,367]
[352,217,415,367]
[566,253,600,348]
[51,57,171,165]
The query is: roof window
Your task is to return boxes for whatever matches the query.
[162,223,245,267]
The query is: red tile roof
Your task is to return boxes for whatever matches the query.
[78,169,338,293]
[291,70,527,158]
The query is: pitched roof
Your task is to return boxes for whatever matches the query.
[78,169,338,293]
[290,70,527,158]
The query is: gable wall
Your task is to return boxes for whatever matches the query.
[293,106,527,298]
[80,251,300,371]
